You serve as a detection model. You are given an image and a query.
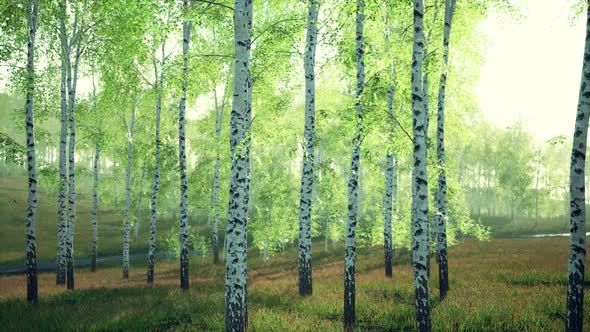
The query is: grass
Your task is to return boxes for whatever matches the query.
[1,237,589,331]
[0,176,180,266]
[478,215,574,237]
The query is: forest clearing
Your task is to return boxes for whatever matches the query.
[1,237,589,331]
[2,0,590,331]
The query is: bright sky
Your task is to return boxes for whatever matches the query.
[476,0,586,142]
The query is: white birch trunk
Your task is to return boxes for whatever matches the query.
[133,165,146,241]
[147,39,167,285]
[56,18,68,285]
[66,24,82,291]
[225,1,252,330]
[212,81,226,264]
[178,0,192,291]
[25,0,39,304]
[344,1,364,329]
[122,100,137,281]
[566,4,590,330]
[91,73,100,272]
[411,0,431,330]
[383,82,395,278]
[297,0,319,297]
[435,0,456,301]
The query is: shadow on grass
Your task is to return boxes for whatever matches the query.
[0,284,225,331]
[500,272,590,288]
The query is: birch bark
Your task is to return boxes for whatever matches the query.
[25,0,39,304]
[178,0,192,291]
[566,4,590,331]
[411,0,431,330]
[212,80,226,264]
[435,0,456,300]
[56,17,68,285]
[344,0,364,329]
[91,72,100,273]
[122,99,137,280]
[225,1,252,330]
[297,0,319,297]
[147,39,167,285]
[66,21,82,291]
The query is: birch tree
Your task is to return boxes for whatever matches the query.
[147,37,168,285]
[25,0,40,305]
[56,6,68,285]
[225,0,252,329]
[122,96,139,281]
[212,75,229,265]
[133,165,146,241]
[383,1,396,279]
[344,0,364,329]
[178,0,192,291]
[297,0,319,297]
[62,1,85,290]
[147,33,167,285]
[91,68,100,272]
[411,0,431,330]
[435,0,456,301]
[566,3,590,330]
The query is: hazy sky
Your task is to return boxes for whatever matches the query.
[476,0,586,142]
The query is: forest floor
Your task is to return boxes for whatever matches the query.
[0,176,182,266]
[1,237,589,331]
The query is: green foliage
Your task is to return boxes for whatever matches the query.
[162,226,209,258]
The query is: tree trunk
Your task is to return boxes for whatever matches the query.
[435,0,456,301]
[133,165,146,241]
[25,0,39,304]
[383,75,395,278]
[225,1,252,330]
[533,149,541,231]
[411,0,431,330]
[90,69,100,273]
[66,18,82,291]
[56,13,68,285]
[566,5,590,331]
[122,99,137,281]
[212,76,227,265]
[423,58,431,281]
[344,1,364,329]
[382,1,396,280]
[297,0,319,297]
[178,0,192,291]
[147,39,167,286]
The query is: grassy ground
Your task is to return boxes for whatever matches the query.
[1,237,589,331]
[0,176,179,266]
[478,215,573,237]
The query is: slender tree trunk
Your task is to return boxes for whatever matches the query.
[212,78,226,265]
[56,18,68,285]
[122,100,137,281]
[423,72,431,280]
[297,0,319,297]
[533,149,541,231]
[66,22,82,291]
[133,165,146,241]
[90,141,100,273]
[90,69,100,273]
[344,1,364,329]
[25,0,39,304]
[411,0,431,330]
[178,0,192,291]
[225,1,252,330]
[435,0,456,301]
[566,5,590,331]
[383,68,395,278]
[147,39,167,286]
